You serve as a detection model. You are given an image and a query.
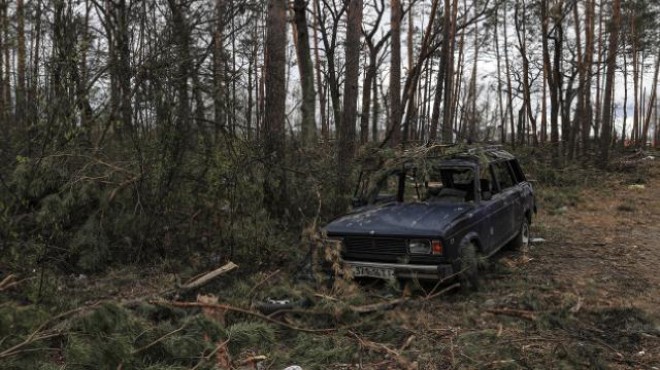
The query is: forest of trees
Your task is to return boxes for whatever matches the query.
[0,0,659,271]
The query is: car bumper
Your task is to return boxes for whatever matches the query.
[343,260,454,281]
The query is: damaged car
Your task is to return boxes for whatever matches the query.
[324,146,536,289]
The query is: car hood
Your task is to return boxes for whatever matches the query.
[325,202,472,238]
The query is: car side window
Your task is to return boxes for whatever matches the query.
[492,161,515,191]
[508,159,526,184]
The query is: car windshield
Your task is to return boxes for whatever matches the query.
[356,164,476,205]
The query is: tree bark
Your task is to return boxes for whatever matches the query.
[389,0,402,146]
[581,0,595,154]
[494,3,506,144]
[642,54,660,147]
[429,0,455,143]
[16,0,26,124]
[337,0,362,209]
[213,0,226,138]
[599,0,621,166]
[443,0,459,143]
[541,0,561,160]
[293,0,317,146]
[311,0,327,139]
[263,0,288,216]
[503,0,515,146]
[2,2,10,117]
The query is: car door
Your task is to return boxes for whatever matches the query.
[490,161,519,248]
[507,159,528,231]
[476,164,507,253]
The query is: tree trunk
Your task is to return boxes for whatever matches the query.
[622,49,628,148]
[406,0,417,142]
[293,0,317,146]
[337,0,362,209]
[311,0,327,139]
[642,53,660,147]
[213,0,226,138]
[314,0,346,136]
[515,0,537,146]
[541,0,560,161]
[3,2,10,117]
[360,52,376,144]
[429,0,456,143]
[16,0,26,125]
[263,0,288,216]
[443,0,459,143]
[581,0,595,154]
[467,15,479,142]
[632,10,639,144]
[372,65,380,142]
[594,0,604,140]
[503,0,515,146]
[0,1,5,124]
[494,3,506,144]
[389,0,402,146]
[599,0,621,167]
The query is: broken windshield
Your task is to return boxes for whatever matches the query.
[355,164,477,206]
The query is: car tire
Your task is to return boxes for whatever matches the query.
[454,242,479,292]
[509,217,530,251]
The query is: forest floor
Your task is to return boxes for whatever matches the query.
[2,159,659,369]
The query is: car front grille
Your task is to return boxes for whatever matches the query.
[343,237,407,255]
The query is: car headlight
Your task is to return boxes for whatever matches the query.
[408,239,431,254]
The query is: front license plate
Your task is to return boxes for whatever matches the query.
[351,265,395,280]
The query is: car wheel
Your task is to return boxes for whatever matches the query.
[509,218,530,250]
[454,242,479,292]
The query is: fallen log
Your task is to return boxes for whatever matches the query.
[178,262,238,292]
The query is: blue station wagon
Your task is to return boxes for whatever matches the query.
[324,146,536,288]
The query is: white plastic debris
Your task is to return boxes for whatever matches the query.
[283,366,303,370]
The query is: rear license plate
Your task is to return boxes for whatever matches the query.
[351,265,395,280]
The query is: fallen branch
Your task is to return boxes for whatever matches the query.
[248,269,281,299]
[423,283,461,301]
[350,331,414,369]
[0,274,31,292]
[178,262,238,292]
[131,323,188,355]
[350,298,408,314]
[191,338,231,370]
[149,300,337,334]
[485,308,537,321]
[0,303,99,359]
